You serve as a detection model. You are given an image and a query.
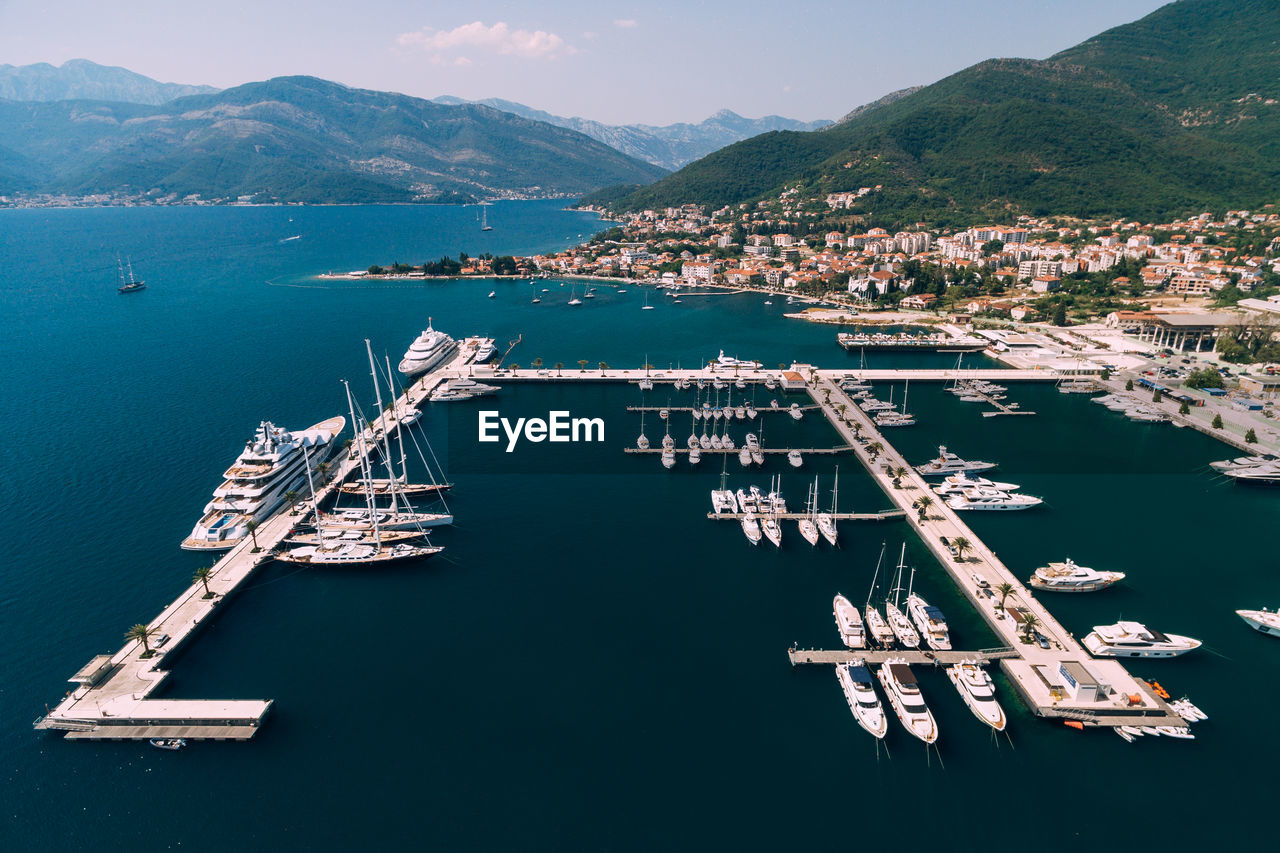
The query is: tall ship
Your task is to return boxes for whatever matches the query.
[116,257,146,293]
[1082,621,1202,658]
[398,319,459,377]
[182,416,345,550]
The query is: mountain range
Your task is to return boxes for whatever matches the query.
[0,76,666,203]
[601,0,1280,224]
[431,97,830,170]
[0,59,218,105]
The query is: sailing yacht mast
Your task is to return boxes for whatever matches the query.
[343,379,383,547]
[866,543,886,608]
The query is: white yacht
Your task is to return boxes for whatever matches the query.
[877,661,938,744]
[1223,463,1280,485]
[1082,621,1202,658]
[317,508,453,531]
[1029,558,1125,592]
[915,446,996,477]
[661,447,676,469]
[473,339,497,362]
[1236,608,1280,637]
[884,601,920,648]
[945,661,1006,731]
[873,410,915,427]
[738,446,753,467]
[833,594,865,648]
[715,350,761,370]
[789,403,803,421]
[931,473,1020,495]
[816,513,837,546]
[688,445,702,465]
[946,490,1043,511]
[788,449,803,468]
[182,416,344,550]
[836,662,887,739]
[906,591,951,651]
[1210,454,1277,472]
[741,511,763,545]
[276,538,442,566]
[398,319,459,377]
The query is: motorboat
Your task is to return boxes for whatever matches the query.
[945,662,1006,731]
[1082,621,1202,657]
[714,350,761,370]
[741,511,763,545]
[182,416,345,551]
[473,340,497,362]
[738,446,753,467]
[946,490,1043,511]
[873,411,915,427]
[1029,558,1125,592]
[398,319,459,377]
[877,661,938,744]
[884,602,920,648]
[914,446,997,477]
[836,662,887,739]
[149,738,186,750]
[688,445,701,465]
[906,591,951,651]
[661,447,676,469]
[762,513,782,548]
[931,472,1020,495]
[789,403,803,421]
[788,449,803,468]
[1223,463,1280,485]
[1236,608,1280,637]
[833,594,865,648]
[859,398,896,412]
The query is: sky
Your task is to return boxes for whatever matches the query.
[0,0,1173,125]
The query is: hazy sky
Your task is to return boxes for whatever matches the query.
[1,0,1172,125]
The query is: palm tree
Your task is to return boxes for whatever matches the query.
[995,582,1015,611]
[245,519,260,552]
[866,441,883,460]
[284,490,300,516]
[823,389,832,404]
[952,535,972,562]
[532,357,544,372]
[891,465,908,487]
[193,566,214,599]
[555,362,564,377]
[126,623,157,656]
[577,359,588,373]
[1021,613,1042,641]
[598,361,609,371]
[317,462,331,483]
[913,494,934,521]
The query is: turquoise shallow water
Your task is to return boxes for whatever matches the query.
[1,203,1276,850]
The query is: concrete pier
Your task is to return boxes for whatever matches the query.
[34,339,489,742]
[803,374,1186,730]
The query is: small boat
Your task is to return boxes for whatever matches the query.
[836,662,887,739]
[688,445,701,465]
[788,449,803,468]
[488,291,496,298]
[738,446,753,467]
[762,513,782,548]
[789,403,803,421]
[149,738,187,750]
[1155,726,1196,739]
[661,447,676,469]
[741,511,763,545]
[1170,698,1209,722]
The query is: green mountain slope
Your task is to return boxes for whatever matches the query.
[0,76,667,203]
[606,0,1280,222]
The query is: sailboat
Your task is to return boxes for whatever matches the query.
[480,203,493,231]
[531,282,541,304]
[884,544,921,648]
[642,289,655,310]
[864,544,897,647]
[816,468,838,546]
[798,478,820,546]
[710,453,737,513]
[117,256,146,293]
[637,406,649,450]
[762,474,783,547]
[567,285,583,306]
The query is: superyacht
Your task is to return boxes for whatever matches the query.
[398,319,459,377]
[182,416,344,550]
[877,661,939,744]
[1083,621,1202,657]
[1028,558,1125,592]
[945,661,1006,731]
[914,446,997,477]
[833,593,865,649]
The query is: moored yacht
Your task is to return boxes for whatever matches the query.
[398,319,459,377]
[931,472,1020,495]
[1083,621,1201,658]
[1029,558,1125,592]
[884,601,920,648]
[877,661,938,744]
[945,661,1006,731]
[915,445,997,477]
[714,350,761,370]
[182,416,345,550]
[833,594,865,648]
[946,490,1043,511]
[762,513,782,548]
[741,511,763,545]
[836,662,887,739]
[1236,608,1280,637]
[906,591,951,651]
[865,605,896,647]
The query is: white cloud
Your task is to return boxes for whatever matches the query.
[613,19,638,28]
[397,21,571,60]
[582,31,599,40]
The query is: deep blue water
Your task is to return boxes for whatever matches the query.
[1,203,1275,850]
